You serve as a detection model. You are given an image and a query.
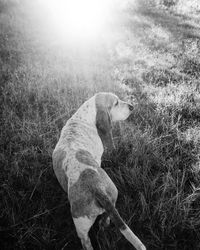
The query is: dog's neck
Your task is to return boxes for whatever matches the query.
[72,96,97,129]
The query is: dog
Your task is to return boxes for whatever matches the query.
[52,92,146,250]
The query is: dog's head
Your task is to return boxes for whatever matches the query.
[95,92,133,150]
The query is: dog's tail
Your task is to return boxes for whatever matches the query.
[93,188,146,250]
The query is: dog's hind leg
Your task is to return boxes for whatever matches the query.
[73,216,96,250]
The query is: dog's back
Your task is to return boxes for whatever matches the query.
[52,93,146,250]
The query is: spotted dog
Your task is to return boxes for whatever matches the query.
[52,92,146,250]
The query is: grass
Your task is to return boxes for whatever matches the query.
[1,0,200,249]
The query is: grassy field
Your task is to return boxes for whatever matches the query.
[1,0,200,249]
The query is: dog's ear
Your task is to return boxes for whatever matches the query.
[96,106,115,151]
[96,106,111,134]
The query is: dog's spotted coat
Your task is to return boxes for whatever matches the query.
[52,92,146,250]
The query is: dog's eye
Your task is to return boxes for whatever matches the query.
[114,100,118,106]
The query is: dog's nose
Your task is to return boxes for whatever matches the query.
[128,104,134,111]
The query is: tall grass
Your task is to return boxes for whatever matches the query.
[1,0,200,250]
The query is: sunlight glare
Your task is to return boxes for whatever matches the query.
[40,0,112,42]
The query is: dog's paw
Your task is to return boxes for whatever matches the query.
[104,216,110,227]
[99,214,110,229]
